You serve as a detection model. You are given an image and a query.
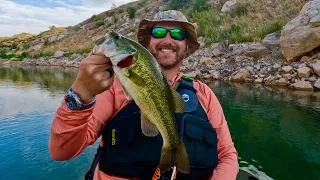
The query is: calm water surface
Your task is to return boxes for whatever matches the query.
[0,66,319,180]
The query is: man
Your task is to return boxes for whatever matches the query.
[49,10,239,180]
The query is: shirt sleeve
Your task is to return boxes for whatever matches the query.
[194,81,239,180]
[48,85,116,161]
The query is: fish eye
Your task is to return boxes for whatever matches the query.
[114,34,121,40]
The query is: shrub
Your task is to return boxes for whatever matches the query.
[91,14,104,22]
[126,6,137,19]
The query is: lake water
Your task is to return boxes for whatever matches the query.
[0,66,319,180]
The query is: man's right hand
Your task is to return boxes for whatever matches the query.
[71,53,114,104]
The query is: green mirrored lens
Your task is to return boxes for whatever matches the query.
[171,29,184,40]
[152,28,167,38]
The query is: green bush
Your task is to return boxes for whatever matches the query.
[167,0,190,10]
[91,14,104,22]
[231,3,249,17]
[126,6,137,19]
[193,0,211,12]
[72,25,81,31]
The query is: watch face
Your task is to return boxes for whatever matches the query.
[66,95,78,110]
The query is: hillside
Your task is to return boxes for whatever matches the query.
[0,0,307,60]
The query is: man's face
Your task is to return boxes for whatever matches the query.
[147,22,187,70]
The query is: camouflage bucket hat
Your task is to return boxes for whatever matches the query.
[137,10,200,57]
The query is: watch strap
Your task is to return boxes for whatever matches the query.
[65,88,96,110]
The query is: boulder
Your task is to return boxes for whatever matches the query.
[314,79,320,89]
[54,51,64,58]
[289,81,314,91]
[282,65,293,73]
[280,0,320,61]
[297,67,311,78]
[221,0,237,13]
[229,68,250,82]
[263,33,280,49]
[229,43,268,58]
[310,62,320,76]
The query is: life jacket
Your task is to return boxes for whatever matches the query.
[88,76,219,180]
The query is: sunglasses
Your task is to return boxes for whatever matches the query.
[151,27,187,41]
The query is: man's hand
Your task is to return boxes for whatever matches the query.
[71,53,114,104]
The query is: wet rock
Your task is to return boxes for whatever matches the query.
[209,70,220,79]
[229,68,250,82]
[289,81,314,91]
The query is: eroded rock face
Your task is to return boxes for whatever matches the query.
[280,0,320,62]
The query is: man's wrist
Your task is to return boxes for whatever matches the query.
[65,88,96,110]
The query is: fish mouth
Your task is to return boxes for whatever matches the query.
[117,55,134,68]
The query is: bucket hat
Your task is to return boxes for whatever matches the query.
[137,10,200,57]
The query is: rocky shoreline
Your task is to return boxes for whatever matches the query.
[1,42,320,92]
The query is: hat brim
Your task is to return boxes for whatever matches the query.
[137,19,200,57]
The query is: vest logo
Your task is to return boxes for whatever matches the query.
[182,94,189,102]
[112,129,116,146]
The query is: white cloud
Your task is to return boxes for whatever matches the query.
[0,0,136,37]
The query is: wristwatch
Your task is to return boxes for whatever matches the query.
[65,88,96,110]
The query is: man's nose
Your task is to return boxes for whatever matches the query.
[162,32,174,42]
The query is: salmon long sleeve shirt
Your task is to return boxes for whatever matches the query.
[49,72,239,180]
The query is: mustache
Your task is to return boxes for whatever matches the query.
[156,43,178,51]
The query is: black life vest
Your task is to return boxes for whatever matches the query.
[97,77,218,180]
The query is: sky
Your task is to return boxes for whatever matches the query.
[0,0,136,37]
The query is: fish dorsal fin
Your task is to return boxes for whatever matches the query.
[172,88,186,113]
[141,112,159,137]
[122,85,131,100]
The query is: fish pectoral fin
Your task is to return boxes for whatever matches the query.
[141,113,159,137]
[158,141,190,174]
[122,85,131,100]
[172,89,186,113]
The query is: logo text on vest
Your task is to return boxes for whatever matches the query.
[112,129,116,145]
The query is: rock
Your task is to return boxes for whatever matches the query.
[184,70,201,78]
[310,62,320,76]
[273,63,281,69]
[54,51,64,58]
[221,0,237,13]
[276,78,288,86]
[210,43,224,57]
[308,76,317,82]
[300,56,311,62]
[297,67,311,78]
[254,78,264,84]
[289,81,314,91]
[134,18,141,24]
[264,75,278,86]
[229,43,268,58]
[245,66,255,74]
[263,33,280,49]
[314,79,320,89]
[234,55,248,62]
[200,57,214,66]
[283,73,293,80]
[280,0,320,61]
[254,64,261,70]
[229,68,250,82]
[209,70,220,79]
[298,63,306,68]
[197,37,205,48]
[282,66,293,73]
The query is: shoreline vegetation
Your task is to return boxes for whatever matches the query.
[0,0,319,92]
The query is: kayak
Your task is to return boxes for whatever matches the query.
[237,169,259,180]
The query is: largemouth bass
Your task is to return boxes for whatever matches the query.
[93,31,190,174]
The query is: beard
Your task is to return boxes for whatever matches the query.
[148,43,187,70]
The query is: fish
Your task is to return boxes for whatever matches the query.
[92,31,190,174]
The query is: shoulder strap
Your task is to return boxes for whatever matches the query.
[175,75,198,113]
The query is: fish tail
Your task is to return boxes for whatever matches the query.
[158,141,190,174]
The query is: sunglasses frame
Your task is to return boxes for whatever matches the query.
[151,27,187,41]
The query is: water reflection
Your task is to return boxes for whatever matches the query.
[0,66,319,180]
[206,81,320,180]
